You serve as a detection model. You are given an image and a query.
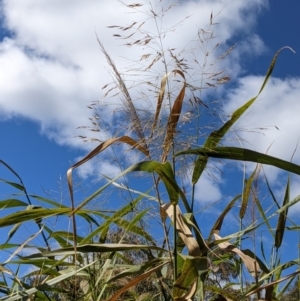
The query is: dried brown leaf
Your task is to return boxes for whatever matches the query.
[150,9,157,17]
[136,21,145,30]
[217,44,236,61]
[68,136,150,256]
[122,21,136,31]
[161,70,186,162]
[214,234,260,277]
[217,76,230,84]
[127,3,143,8]
[140,54,151,61]
[150,72,168,136]
[121,32,135,39]
[207,70,223,79]
[104,86,116,97]
[145,52,162,70]
[108,263,167,301]
[143,38,151,45]
[97,39,147,146]
[162,204,200,256]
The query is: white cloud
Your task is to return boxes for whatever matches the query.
[289,176,300,214]
[194,170,223,204]
[219,67,300,217]
[182,160,224,205]
[0,0,270,172]
[76,158,122,180]
[223,75,300,182]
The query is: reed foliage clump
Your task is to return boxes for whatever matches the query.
[0,1,299,301]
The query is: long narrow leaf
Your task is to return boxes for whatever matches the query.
[208,194,241,240]
[27,244,166,258]
[254,195,274,238]
[0,208,70,227]
[190,47,295,184]
[0,199,28,209]
[275,176,290,248]
[151,69,185,139]
[240,164,259,219]
[176,146,300,176]
[67,136,150,251]
[108,262,167,301]
[173,257,205,300]
[0,261,98,301]
[161,70,186,162]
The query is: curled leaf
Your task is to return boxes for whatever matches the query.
[162,204,200,256]
[214,233,260,277]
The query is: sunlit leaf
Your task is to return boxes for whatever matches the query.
[188,47,295,184]
[177,147,300,176]
[0,199,28,209]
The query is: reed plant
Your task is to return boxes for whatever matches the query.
[0,1,299,300]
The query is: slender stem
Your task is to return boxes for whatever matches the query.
[153,174,174,270]
[173,204,178,280]
[238,218,243,294]
[191,184,195,213]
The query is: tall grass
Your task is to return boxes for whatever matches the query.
[0,1,299,300]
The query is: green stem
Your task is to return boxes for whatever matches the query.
[191,184,195,213]
[173,204,178,280]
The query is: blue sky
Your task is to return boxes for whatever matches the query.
[0,0,300,268]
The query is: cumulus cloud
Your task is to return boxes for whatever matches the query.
[76,157,122,180]
[194,169,223,204]
[0,0,268,138]
[223,75,300,181]
[218,65,300,216]
[1,0,286,203]
[289,176,300,214]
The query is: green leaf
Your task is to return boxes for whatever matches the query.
[74,160,181,213]
[254,194,274,238]
[130,161,179,205]
[27,244,166,258]
[0,179,25,192]
[0,199,28,209]
[173,256,208,299]
[30,194,100,226]
[0,208,71,227]
[244,259,300,298]
[80,195,154,244]
[208,194,241,240]
[177,147,300,176]
[275,176,290,248]
[189,47,295,184]
[0,260,98,301]
[240,164,259,219]
[97,194,145,243]
[43,225,72,248]
[286,226,300,230]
